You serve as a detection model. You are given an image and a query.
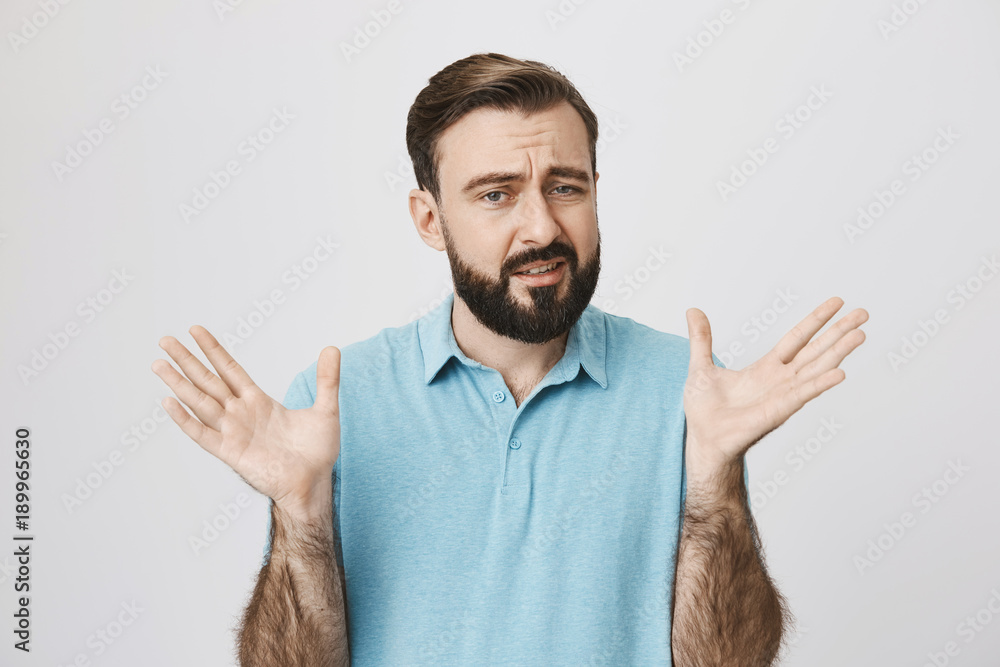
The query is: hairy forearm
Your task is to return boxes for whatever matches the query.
[238,495,349,667]
[671,456,789,667]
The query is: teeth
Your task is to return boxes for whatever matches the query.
[520,262,558,275]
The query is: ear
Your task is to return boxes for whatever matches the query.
[409,188,446,252]
[594,170,600,187]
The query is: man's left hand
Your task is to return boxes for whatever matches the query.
[683,296,869,473]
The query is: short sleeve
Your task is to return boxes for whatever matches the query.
[283,369,317,410]
[710,352,726,370]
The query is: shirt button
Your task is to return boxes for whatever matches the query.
[509,438,521,450]
[492,391,506,403]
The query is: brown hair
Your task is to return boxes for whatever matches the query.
[406,52,600,204]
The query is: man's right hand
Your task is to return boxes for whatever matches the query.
[152,326,341,522]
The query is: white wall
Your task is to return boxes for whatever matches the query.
[2,0,998,664]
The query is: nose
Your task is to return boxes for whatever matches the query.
[514,188,562,248]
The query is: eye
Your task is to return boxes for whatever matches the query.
[482,190,510,206]
[552,185,578,195]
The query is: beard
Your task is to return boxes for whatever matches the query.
[440,212,602,345]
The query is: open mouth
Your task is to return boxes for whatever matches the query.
[512,260,567,286]
[515,261,563,275]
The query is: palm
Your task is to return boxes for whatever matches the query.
[684,297,868,466]
[216,386,340,504]
[152,326,341,511]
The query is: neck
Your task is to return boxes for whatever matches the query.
[450,293,569,395]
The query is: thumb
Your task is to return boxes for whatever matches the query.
[314,346,341,414]
[685,308,714,370]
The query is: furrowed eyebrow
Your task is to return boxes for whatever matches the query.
[461,171,523,195]
[546,166,590,184]
[460,166,591,195]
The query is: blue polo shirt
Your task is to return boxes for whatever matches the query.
[265,291,748,666]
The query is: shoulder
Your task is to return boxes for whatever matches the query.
[594,306,727,368]
[598,308,692,362]
[338,318,421,380]
[286,318,422,400]
[582,305,731,396]
[604,309,689,348]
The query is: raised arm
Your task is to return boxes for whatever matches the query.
[672,453,787,665]
[672,297,868,665]
[152,328,348,665]
[240,487,348,665]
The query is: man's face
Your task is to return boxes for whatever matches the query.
[432,102,601,345]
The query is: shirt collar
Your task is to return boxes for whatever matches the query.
[417,291,608,388]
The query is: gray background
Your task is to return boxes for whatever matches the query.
[1,0,998,665]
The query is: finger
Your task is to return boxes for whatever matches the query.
[797,327,866,384]
[789,308,869,371]
[769,367,847,427]
[313,346,342,415]
[772,297,844,365]
[159,396,224,458]
[686,308,714,370]
[158,335,234,406]
[189,325,256,397]
[794,368,847,408]
[151,358,225,430]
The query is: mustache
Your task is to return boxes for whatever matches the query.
[502,243,578,276]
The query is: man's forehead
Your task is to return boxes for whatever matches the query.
[436,102,591,185]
